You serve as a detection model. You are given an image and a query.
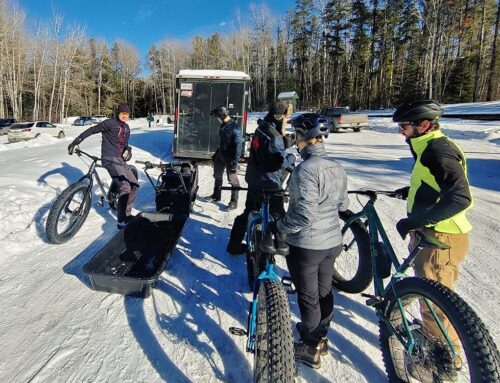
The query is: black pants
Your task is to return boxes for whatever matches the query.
[212,153,240,200]
[103,157,139,222]
[227,189,285,249]
[287,244,342,346]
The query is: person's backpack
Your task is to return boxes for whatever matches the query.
[250,122,285,173]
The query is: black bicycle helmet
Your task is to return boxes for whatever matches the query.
[294,119,323,140]
[210,105,229,118]
[393,100,444,122]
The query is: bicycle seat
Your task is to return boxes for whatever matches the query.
[416,230,450,250]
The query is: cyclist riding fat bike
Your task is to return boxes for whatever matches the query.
[393,99,473,364]
[271,119,349,369]
[67,102,139,229]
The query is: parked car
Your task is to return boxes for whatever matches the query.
[0,118,17,135]
[73,116,93,126]
[289,113,329,138]
[317,107,368,133]
[91,115,107,123]
[7,121,65,143]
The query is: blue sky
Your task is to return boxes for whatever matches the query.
[19,0,295,59]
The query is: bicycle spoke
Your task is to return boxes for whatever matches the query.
[387,293,471,382]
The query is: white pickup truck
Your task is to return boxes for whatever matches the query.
[318,107,368,133]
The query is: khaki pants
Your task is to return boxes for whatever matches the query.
[409,229,469,352]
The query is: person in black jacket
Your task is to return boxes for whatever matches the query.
[226,101,295,255]
[205,105,242,210]
[67,103,139,229]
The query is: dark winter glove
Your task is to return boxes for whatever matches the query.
[340,209,356,220]
[396,217,421,240]
[229,160,238,172]
[392,186,410,200]
[122,145,132,162]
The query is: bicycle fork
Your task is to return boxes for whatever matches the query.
[377,281,458,358]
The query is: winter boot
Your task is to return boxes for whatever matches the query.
[205,193,221,203]
[294,341,321,369]
[226,243,247,255]
[117,215,135,230]
[296,322,328,355]
[226,190,239,210]
[226,201,237,210]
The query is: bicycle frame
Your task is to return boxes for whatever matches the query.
[342,192,457,356]
[74,149,113,207]
[246,194,282,353]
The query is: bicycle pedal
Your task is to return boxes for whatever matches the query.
[98,196,105,207]
[361,293,383,307]
[281,276,296,294]
[229,327,247,336]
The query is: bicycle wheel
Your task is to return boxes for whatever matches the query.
[379,277,500,383]
[254,279,295,383]
[45,181,91,244]
[246,225,266,290]
[332,212,372,293]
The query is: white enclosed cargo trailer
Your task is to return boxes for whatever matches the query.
[173,69,251,160]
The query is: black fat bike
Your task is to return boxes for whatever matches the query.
[45,148,138,244]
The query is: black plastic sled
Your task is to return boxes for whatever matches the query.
[82,160,199,298]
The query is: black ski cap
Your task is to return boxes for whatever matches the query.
[210,105,229,118]
[269,101,288,115]
[118,103,130,113]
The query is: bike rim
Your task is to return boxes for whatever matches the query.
[386,293,471,382]
[56,189,88,236]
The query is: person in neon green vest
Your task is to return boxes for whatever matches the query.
[393,100,473,377]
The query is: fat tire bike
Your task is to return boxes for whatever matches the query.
[223,186,296,383]
[334,189,500,382]
[45,148,138,244]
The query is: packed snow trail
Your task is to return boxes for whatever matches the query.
[0,117,499,382]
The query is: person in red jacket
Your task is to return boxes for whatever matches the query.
[67,103,138,229]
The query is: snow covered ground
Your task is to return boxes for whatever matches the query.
[0,115,499,382]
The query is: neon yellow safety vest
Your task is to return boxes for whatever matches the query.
[407,130,473,234]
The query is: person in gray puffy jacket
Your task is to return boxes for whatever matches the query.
[274,119,349,369]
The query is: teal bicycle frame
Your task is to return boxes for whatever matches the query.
[342,190,457,356]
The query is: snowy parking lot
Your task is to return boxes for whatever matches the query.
[0,115,499,382]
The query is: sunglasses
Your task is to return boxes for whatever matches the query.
[398,122,414,130]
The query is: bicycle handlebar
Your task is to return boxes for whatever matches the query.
[348,189,402,201]
[74,148,100,162]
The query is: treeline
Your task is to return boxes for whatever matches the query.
[0,0,498,122]
[147,0,499,112]
[0,0,142,122]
